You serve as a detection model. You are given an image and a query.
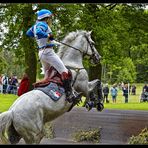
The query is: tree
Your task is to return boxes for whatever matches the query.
[0,4,37,90]
[0,3,147,86]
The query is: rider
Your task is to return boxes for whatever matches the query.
[26,9,76,102]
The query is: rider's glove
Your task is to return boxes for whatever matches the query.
[48,34,54,41]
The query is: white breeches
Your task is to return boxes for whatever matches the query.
[38,48,68,75]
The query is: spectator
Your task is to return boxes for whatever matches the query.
[142,83,148,101]
[17,73,30,96]
[131,84,136,95]
[6,75,14,94]
[110,84,118,103]
[121,82,124,90]
[1,74,9,94]
[103,83,109,103]
[0,74,2,93]
[10,76,18,94]
[128,84,131,95]
[123,84,129,103]
[143,83,148,93]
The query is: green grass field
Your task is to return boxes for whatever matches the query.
[103,84,148,110]
[0,83,147,112]
[0,94,18,112]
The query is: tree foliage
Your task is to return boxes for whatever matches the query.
[0,3,147,85]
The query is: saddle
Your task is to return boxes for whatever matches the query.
[33,66,83,112]
[33,66,63,88]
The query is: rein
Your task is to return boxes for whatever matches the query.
[55,35,95,58]
[55,39,83,54]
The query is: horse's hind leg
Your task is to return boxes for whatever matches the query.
[7,124,22,144]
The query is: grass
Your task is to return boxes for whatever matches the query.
[104,102,148,111]
[0,94,18,112]
[103,83,148,111]
[0,83,147,112]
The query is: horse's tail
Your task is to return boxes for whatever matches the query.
[0,111,12,144]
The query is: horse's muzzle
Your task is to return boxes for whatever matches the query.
[91,54,101,64]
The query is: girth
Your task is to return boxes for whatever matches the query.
[65,66,84,87]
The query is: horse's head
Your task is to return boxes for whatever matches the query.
[58,30,101,65]
[82,31,101,64]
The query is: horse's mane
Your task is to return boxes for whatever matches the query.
[58,30,88,58]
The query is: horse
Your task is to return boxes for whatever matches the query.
[57,30,103,110]
[0,30,103,144]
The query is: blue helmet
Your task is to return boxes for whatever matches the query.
[37,9,52,20]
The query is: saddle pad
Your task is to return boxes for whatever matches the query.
[35,82,65,101]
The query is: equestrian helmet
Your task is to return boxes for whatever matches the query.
[37,9,52,20]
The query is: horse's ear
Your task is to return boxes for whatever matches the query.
[89,31,92,35]
[86,31,92,36]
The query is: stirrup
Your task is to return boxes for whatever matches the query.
[65,91,82,103]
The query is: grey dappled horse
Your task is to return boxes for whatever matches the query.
[0,30,102,144]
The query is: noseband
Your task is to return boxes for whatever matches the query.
[83,35,98,61]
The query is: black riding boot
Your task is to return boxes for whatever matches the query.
[61,71,82,103]
[62,79,76,103]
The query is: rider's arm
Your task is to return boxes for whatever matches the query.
[26,27,34,37]
[35,23,50,38]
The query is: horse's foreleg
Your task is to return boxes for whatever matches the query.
[88,79,103,101]
[87,79,104,111]
[96,80,104,102]
[81,79,99,109]
[95,80,104,111]
[88,79,100,92]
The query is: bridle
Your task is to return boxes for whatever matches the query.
[83,35,96,58]
[55,34,99,86]
[84,35,100,64]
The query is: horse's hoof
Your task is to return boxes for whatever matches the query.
[85,101,94,111]
[96,102,104,112]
